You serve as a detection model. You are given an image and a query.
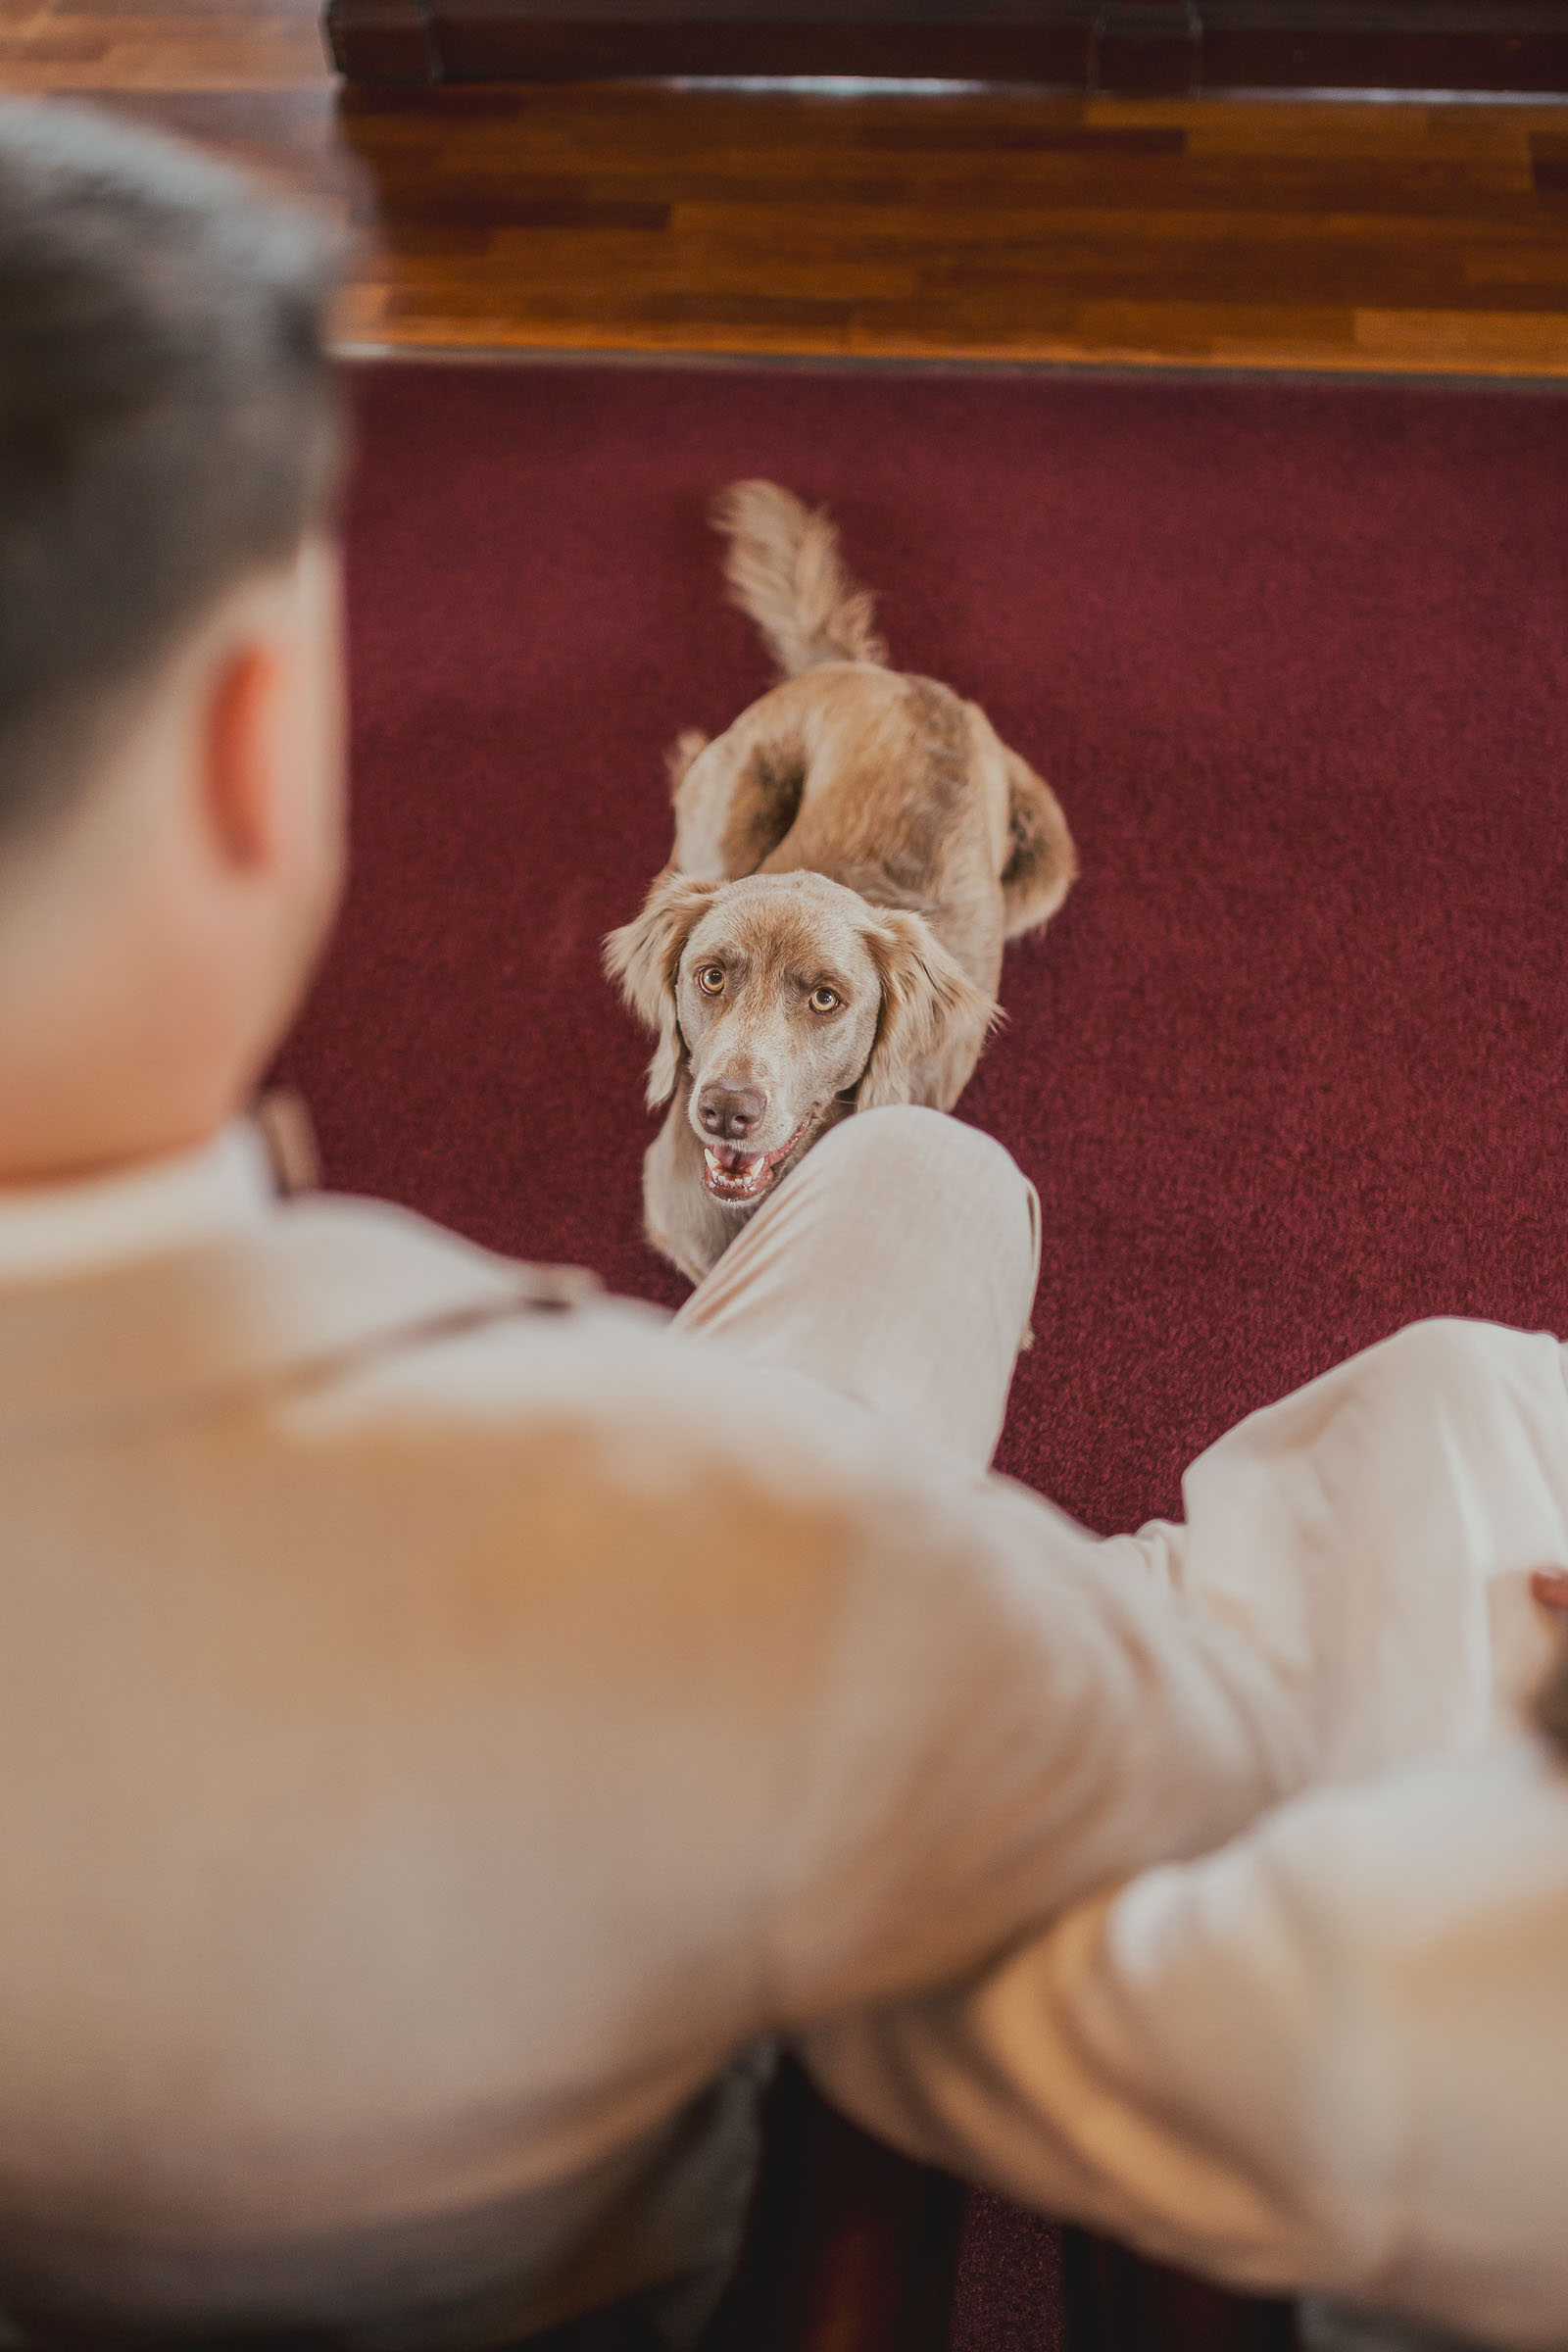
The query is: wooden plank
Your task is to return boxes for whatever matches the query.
[319,0,1568,95]
[323,1,436,82]
[4,2,1567,375]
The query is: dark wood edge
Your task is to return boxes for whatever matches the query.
[324,0,1568,93]
[325,0,440,82]
[452,24,1089,81]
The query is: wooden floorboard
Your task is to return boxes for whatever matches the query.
[2,1,1567,374]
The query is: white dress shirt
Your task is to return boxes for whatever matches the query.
[4,1123,1560,2347]
[808,1317,1568,2350]
[0,1106,1386,2350]
[0,1123,271,1286]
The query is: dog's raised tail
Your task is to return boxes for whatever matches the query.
[712,481,887,678]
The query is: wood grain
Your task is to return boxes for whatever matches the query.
[3,0,1567,374]
[324,0,1568,100]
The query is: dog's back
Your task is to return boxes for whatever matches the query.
[674,484,1074,983]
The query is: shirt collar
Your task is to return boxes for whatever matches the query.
[0,1121,275,1289]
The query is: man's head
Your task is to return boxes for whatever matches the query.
[0,101,349,1183]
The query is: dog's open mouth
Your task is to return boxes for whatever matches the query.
[702,1119,811,1207]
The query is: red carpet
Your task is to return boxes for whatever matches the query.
[274,358,1568,2344]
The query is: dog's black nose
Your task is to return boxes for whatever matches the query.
[698,1084,766,1141]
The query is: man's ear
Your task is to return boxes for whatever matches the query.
[204,641,290,872]
[604,869,722,1106]
[856,908,1001,1111]
[201,544,345,889]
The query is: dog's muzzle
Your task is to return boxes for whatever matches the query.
[702,1118,811,1207]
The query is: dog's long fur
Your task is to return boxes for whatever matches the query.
[712,477,887,675]
[607,483,1076,1282]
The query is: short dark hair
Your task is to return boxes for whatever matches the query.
[0,100,347,841]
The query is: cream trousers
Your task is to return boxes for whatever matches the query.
[673,1105,1041,1469]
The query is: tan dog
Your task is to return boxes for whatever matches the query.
[606,482,1076,1283]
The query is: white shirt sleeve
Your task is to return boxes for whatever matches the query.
[805,1736,1568,2349]
[803,1314,1568,2346]
[757,1313,1568,2023]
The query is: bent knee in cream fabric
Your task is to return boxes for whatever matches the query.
[673,1107,1040,1468]
[1121,1316,1568,1776]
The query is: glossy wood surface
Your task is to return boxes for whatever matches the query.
[3,0,1567,374]
[325,0,1568,99]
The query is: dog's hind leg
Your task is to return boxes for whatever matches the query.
[665,729,710,799]
[671,716,810,881]
[1000,749,1077,940]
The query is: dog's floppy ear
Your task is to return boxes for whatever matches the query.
[604,869,722,1107]
[857,908,1001,1111]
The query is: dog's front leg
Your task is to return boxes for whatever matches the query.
[642,1082,743,1285]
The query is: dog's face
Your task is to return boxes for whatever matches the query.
[606,869,997,1213]
[672,876,886,1206]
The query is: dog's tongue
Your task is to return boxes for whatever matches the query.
[704,1121,812,1202]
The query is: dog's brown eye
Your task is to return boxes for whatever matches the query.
[808,986,841,1013]
[696,964,725,996]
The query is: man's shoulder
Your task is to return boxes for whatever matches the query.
[0,1188,907,1714]
[0,1186,1034,1709]
[265,1197,915,1555]
[267,1186,617,1324]
[0,1187,660,1445]
[0,1186,932,1585]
